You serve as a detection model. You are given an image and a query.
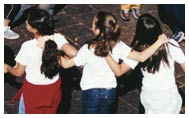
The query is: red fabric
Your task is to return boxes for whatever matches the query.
[11,78,62,114]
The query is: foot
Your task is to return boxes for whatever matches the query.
[4,26,19,40]
[120,10,130,21]
[131,8,142,19]
[171,31,185,42]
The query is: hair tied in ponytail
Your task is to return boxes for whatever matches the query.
[41,40,60,79]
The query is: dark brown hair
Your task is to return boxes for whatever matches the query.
[88,11,121,57]
[41,40,60,78]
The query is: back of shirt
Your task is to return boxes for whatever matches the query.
[15,33,68,85]
[141,39,185,91]
[73,41,138,90]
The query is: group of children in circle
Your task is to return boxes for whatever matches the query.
[4,5,185,114]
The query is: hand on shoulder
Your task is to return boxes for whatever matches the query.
[158,34,169,44]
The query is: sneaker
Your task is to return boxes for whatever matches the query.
[171,31,185,42]
[4,26,19,40]
[120,10,130,21]
[131,8,142,19]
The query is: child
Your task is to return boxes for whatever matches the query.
[4,9,77,114]
[60,11,167,114]
[105,14,185,114]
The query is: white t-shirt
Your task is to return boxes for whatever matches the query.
[141,39,185,91]
[15,33,68,85]
[73,41,138,90]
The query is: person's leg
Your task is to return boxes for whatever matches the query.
[18,94,25,114]
[4,4,21,40]
[170,4,185,33]
[98,88,116,114]
[82,89,101,114]
[130,4,142,19]
[4,4,21,24]
[158,4,184,34]
[120,4,131,21]
[4,4,13,27]
[170,4,185,42]
[4,19,10,27]
[158,5,176,32]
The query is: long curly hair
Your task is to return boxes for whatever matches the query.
[40,40,60,78]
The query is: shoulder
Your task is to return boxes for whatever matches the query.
[53,33,68,49]
[168,39,180,47]
[21,39,36,49]
[114,41,131,50]
[79,44,89,51]
[76,44,90,56]
[166,39,182,51]
[54,33,64,37]
[53,33,66,40]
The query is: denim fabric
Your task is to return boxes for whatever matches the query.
[158,4,185,33]
[82,88,116,114]
[18,94,25,114]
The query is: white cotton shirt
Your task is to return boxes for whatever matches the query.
[141,39,185,91]
[73,41,138,90]
[15,33,68,85]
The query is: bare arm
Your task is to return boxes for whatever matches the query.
[180,62,185,72]
[4,63,25,77]
[105,34,167,77]
[128,34,168,62]
[62,43,78,58]
[60,56,76,69]
[105,55,131,77]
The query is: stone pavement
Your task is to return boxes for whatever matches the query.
[4,4,185,114]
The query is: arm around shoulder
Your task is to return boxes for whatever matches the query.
[60,56,75,69]
[62,43,78,58]
[105,54,131,77]
[128,34,168,62]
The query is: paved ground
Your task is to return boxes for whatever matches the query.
[4,4,185,114]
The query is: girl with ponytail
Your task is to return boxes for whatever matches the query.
[4,9,77,114]
[60,11,167,114]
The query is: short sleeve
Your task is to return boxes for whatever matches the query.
[53,33,68,50]
[73,45,88,66]
[15,43,28,66]
[119,41,132,60]
[168,39,185,63]
[122,57,138,69]
[117,42,138,69]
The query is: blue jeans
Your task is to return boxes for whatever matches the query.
[82,88,116,114]
[18,94,25,114]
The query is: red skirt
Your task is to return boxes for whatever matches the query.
[11,77,62,114]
